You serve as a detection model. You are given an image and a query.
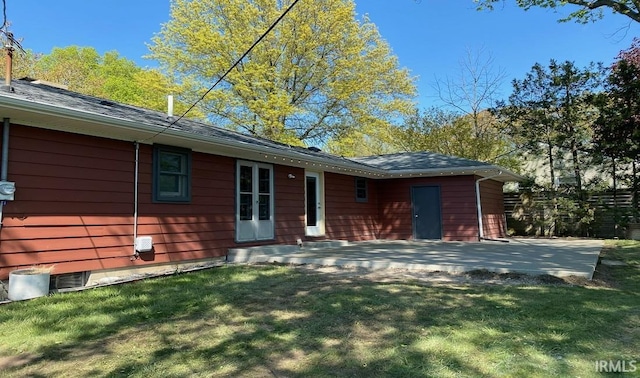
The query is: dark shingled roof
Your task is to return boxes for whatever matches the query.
[352,151,494,171]
[0,80,521,181]
[2,80,374,169]
[5,79,304,150]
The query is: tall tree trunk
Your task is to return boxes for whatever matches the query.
[570,139,583,197]
[547,141,557,236]
[612,157,619,237]
[570,137,586,235]
[547,143,556,191]
[634,160,639,223]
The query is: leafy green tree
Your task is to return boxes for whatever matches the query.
[1,45,196,116]
[0,29,42,80]
[34,46,103,95]
[324,124,397,157]
[0,48,40,80]
[130,68,202,117]
[392,107,460,154]
[593,38,640,221]
[148,0,416,147]
[390,107,519,170]
[475,0,640,23]
[495,63,559,188]
[498,60,601,192]
[92,52,199,117]
[548,60,603,196]
[497,60,603,235]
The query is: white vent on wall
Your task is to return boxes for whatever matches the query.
[135,236,153,252]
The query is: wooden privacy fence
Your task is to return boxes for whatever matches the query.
[503,190,637,238]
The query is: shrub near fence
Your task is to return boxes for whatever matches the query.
[504,190,637,238]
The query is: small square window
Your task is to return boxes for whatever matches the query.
[153,145,191,203]
[355,177,368,202]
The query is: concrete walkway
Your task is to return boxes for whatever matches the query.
[227,238,604,279]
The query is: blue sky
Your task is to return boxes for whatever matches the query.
[7,0,640,110]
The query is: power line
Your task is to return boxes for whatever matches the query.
[0,0,25,54]
[145,0,302,142]
[1,0,6,31]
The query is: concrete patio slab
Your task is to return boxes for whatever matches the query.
[227,238,604,279]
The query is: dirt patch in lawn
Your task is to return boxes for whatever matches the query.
[260,262,615,288]
[0,353,41,370]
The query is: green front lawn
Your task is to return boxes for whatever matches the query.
[0,240,638,377]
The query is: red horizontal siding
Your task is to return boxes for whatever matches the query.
[0,125,239,279]
[479,179,506,239]
[274,166,305,244]
[378,176,480,241]
[0,123,510,280]
[324,172,379,241]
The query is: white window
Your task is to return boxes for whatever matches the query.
[236,161,274,242]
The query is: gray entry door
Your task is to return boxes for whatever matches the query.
[411,186,442,240]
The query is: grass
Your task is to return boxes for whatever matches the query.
[0,240,638,377]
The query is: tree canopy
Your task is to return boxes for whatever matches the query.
[593,38,640,220]
[594,38,640,162]
[148,0,416,148]
[0,45,196,116]
[474,0,640,23]
[496,59,602,190]
[391,107,519,171]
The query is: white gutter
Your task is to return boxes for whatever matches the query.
[0,95,381,174]
[383,166,523,181]
[0,95,526,182]
[475,171,503,240]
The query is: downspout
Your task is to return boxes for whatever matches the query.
[1,34,15,228]
[132,141,140,259]
[2,118,9,181]
[0,118,9,228]
[475,171,504,241]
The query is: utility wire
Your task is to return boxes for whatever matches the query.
[1,0,6,31]
[0,0,25,54]
[145,0,302,141]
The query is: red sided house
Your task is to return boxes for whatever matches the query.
[0,80,521,286]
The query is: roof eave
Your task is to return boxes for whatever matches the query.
[0,95,387,176]
[383,166,524,182]
[0,95,525,182]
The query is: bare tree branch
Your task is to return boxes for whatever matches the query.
[577,0,640,22]
[476,0,640,23]
[432,46,507,137]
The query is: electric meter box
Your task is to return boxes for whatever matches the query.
[0,181,16,201]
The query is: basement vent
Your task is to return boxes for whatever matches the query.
[50,272,88,290]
